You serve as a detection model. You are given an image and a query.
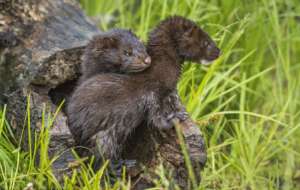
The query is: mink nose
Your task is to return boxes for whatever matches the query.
[216,48,221,56]
[144,56,151,65]
[210,48,221,59]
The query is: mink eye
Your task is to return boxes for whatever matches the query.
[124,50,132,56]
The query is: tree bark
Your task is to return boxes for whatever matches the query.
[0,0,206,189]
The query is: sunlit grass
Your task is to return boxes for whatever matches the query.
[0,0,299,189]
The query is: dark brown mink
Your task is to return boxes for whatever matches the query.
[67,16,220,169]
[80,29,151,81]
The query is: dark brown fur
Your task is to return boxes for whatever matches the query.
[81,29,151,81]
[67,16,220,167]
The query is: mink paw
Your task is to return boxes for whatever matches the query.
[175,111,189,122]
[157,111,189,130]
[165,111,189,127]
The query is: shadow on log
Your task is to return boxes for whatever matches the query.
[0,0,206,189]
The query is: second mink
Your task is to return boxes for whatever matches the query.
[80,29,151,80]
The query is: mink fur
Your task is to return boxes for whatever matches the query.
[67,16,220,167]
[81,29,151,81]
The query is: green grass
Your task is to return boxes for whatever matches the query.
[1,0,300,189]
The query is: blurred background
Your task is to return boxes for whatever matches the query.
[79,0,300,189]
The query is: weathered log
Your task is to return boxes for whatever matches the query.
[0,0,206,188]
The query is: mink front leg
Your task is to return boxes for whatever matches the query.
[92,129,120,168]
[162,91,189,122]
[167,91,207,181]
[152,91,207,179]
[91,127,136,175]
[148,91,189,130]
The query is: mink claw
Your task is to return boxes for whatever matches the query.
[175,111,189,122]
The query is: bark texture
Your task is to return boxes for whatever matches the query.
[0,0,206,188]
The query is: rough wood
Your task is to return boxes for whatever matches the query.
[0,0,206,188]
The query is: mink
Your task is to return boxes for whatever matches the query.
[67,16,220,170]
[80,29,151,81]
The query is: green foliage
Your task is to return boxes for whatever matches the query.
[1,0,300,189]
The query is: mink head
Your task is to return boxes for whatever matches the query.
[82,29,151,78]
[177,24,220,65]
[153,16,220,65]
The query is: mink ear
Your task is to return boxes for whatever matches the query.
[185,27,197,37]
[101,36,119,49]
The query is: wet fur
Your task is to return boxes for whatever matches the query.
[67,16,220,164]
[81,29,150,81]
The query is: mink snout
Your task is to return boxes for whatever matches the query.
[144,56,151,65]
[206,45,221,61]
